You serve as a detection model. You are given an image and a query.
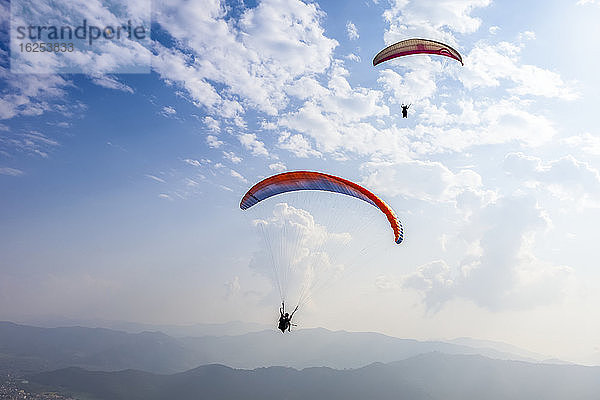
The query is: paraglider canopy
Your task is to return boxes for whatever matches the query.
[240,171,403,244]
[373,38,464,66]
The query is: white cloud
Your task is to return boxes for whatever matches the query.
[269,162,287,173]
[0,131,60,158]
[230,169,248,183]
[383,0,491,44]
[361,160,484,203]
[510,65,577,99]
[407,98,557,153]
[90,75,134,93]
[404,260,455,308]
[561,133,600,156]
[206,135,224,148]
[183,158,203,167]
[504,152,600,199]
[404,196,571,311]
[375,274,402,291]
[0,66,71,120]
[223,151,242,164]
[239,133,269,157]
[478,99,557,147]
[145,174,166,183]
[224,276,241,298]
[518,31,536,41]
[161,106,177,117]
[346,21,359,40]
[153,44,232,115]
[185,178,199,187]
[277,64,390,155]
[0,167,24,176]
[345,53,361,62]
[377,61,441,104]
[460,40,579,100]
[204,116,220,132]
[277,131,321,158]
[153,0,337,117]
[284,76,330,101]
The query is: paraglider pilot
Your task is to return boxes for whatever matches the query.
[278,302,298,333]
[401,103,411,118]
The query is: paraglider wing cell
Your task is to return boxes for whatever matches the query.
[240,171,404,244]
[373,38,463,66]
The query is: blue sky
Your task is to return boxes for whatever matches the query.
[2,0,600,364]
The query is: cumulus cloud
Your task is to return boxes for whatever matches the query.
[345,53,361,62]
[230,169,248,183]
[183,158,203,167]
[383,0,491,44]
[277,63,389,155]
[239,133,269,157]
[504,152,600,200]
[404,98,557,154]
[404,196,571,311]
[361,160,484,203]
[161,106,177,117]
[460,40,578,100]
[278,131,321,158]
[404,260,455,308]
[223,151,242,164]
[376,60,441,104]
[204,116,221,132]
[269,162,287,172]
[561,133,600,156]
[206,135,224,148]
[346,21,359,40]
[153,0,337,117]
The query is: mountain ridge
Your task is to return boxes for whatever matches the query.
[24,352,600,400]
[0,320,573,376]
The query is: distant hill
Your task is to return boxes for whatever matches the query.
[0,321,198,374]
[0,321,567,376]
[21,318,272,337]
[26,353,600,400]
[179,327,547,369]
[446,337,549,361]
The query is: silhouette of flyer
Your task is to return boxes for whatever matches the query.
[10,0,151,74]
